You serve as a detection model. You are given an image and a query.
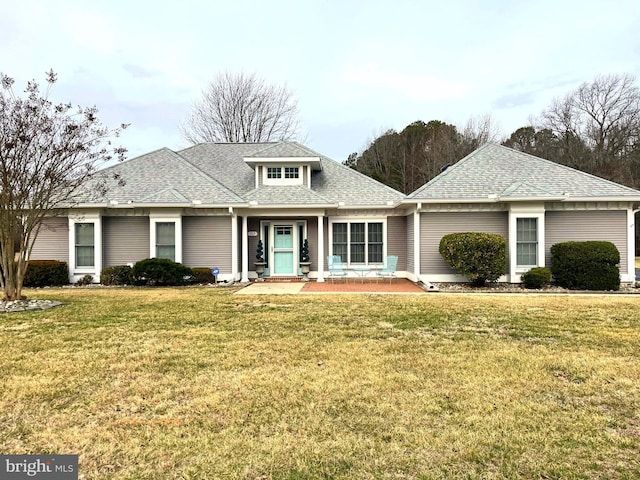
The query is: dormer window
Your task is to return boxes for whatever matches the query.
[262,165,305,186]
[284,167,299,179]
[267,167,282,179]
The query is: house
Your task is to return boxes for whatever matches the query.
[29,142,640,284]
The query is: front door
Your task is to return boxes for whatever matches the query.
[273,225,295,275]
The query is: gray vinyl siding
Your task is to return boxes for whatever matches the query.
[545,210,628,274]
[406,214,414,273]
[306,217,319,271]
[102,216,149,267]
[31,217,69,261]
[248,218,260,268]
[387,216,407,271]
[420,211,509,275]
[182,216,232,272]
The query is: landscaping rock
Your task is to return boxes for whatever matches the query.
[0,299,63,313]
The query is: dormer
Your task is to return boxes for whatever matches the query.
[243,142,323,189]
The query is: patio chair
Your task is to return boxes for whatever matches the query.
[327,255,348,284]
[375,255,398,283]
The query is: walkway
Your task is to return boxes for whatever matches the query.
[235,279,425,294]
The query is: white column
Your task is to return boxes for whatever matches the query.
[627,208,636,283]
[94,215,102,283]
[230,212,238,281]
[317,215,325,282]
[241,215,249,282]
[413,209,420,280]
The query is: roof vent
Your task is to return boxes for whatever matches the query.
[439,163,451,173]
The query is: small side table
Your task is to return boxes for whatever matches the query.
[352,267,371,284]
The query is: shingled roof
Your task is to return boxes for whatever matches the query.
[408,143,640,202]
[87,141,404,208]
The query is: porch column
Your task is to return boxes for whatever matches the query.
[317,214,325,282]
[231,212,238,281]
[241,215,249,283]
[413,209,420,280]
[627,208,636,282]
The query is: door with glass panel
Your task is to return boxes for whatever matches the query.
[272,225,295,275]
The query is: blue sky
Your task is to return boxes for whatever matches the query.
[2,0,639,163]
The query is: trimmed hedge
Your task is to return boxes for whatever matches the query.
[130,258,193,286]
[101,265,132,286]
[191,267,216,284]
[521,267,551,289]
[439,232,507,286]
[550,241,620,291]
[24,260,69,287]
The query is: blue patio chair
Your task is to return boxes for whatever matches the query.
[376,255,398,283]
[327,255,348,284]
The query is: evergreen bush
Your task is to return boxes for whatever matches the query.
[23,260,69,287]
[550,241,620,290]
[439,232,507,286]
[521,267,551,289]
[130,258,194,286]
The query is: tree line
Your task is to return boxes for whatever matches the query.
[344,74,640,193]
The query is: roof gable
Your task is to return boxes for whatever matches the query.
[409,143,640,201]
[93,147,245,205]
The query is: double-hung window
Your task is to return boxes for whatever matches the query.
[516,218,537,267]
[75,223,95,267]
[156,222,176,261]
[332,221,384,265]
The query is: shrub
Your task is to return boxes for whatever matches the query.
[439,232,507,286]
[191,267,216,284]
[521,267,551,289]
[130,258,193,286]
[76,274,93,286]
[550,241,620,290]
[100,265,132,286]
[24,260,69,287]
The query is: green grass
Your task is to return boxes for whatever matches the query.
[1,287,639,479]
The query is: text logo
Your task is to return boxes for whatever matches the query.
[1,455,78,479]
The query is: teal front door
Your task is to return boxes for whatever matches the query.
[273,225,294,275]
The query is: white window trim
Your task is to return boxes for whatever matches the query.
[68,213,102,282]
[508,206,545,281]
[149,213,182,264]
[328,217,387,266]
[262,164,305,186]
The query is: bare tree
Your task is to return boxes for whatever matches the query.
[459,114,501,153]
[182,72,301,144]
[539,73,640,184]
[0,70,127,301]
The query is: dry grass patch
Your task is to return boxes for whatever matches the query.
[1,288,639,479]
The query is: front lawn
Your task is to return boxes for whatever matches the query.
[1,288,639,479]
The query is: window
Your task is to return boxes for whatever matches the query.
[75,223,94,267]
[267,167,282,179]
[332,223,348,262]
[350,223,365,263]
[332,221,384,265]
[368,223,383,263]
[517,218,537,266]
[284,167,299,179]
[156,222,175,261]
